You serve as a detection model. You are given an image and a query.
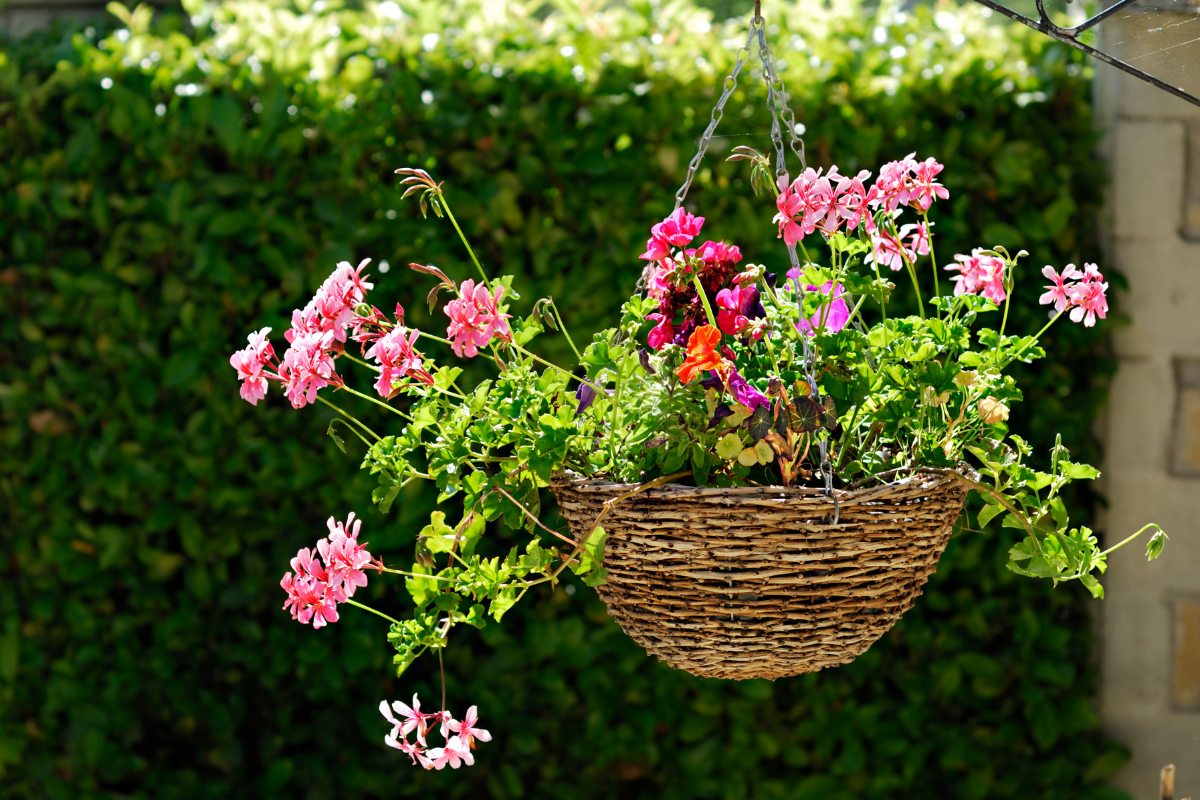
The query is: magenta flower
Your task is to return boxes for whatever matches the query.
[1038,264,1081,312]
[645,312,675,351]
[714,285,757,337]
[791,280,850,337]
[443,279,513,358]
[722,368,770,411]
[574,382,598,417]
[366,327,434,396]
[696,239,742,267]
[640,207,704,261]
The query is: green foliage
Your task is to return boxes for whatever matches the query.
[0,0,1130,798]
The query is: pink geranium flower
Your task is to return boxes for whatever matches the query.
[278,330,340,409]
[773,184,807,245]
[829,169,873,231]
[448,706,492,750]
[229,327,276,405]
[318,512,373,598]
[443,279,513,358]
[946,250,1007,303]
[1038,264,1081,312]
[366,327,434,396]
[865,228,915,272]
[379,695,490,770]
[910,157,949,211]
[868,153,918,212]
[281,512,376,629]
[1067,265,1109,327]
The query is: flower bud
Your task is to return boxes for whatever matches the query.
[978,397,1010,424]
[953,371,976,388]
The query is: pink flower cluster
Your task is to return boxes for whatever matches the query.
[1040,263,1109,327]
[281,512,377,629]
[946,249,1008,303]
[443,279,513,358]
[229,327,275,405]
[230,260,377,409]
[773,154,948,245]
[286,259,374,344]
[380,695,491,770]
[366,326,434,397]
[866,222,930,272]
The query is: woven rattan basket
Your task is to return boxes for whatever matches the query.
[551,472,968,680]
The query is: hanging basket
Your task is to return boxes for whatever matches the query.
[551,472,968,680]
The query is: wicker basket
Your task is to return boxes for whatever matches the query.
[551,472,968,680]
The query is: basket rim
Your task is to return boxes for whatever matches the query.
[551,465,974,503]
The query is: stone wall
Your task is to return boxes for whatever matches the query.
[1096,12,1200,799]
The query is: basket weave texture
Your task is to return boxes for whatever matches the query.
[551,473,968,680]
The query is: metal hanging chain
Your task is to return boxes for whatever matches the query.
[751,15,836,512]
[669,6,838,517]
[673,21,759,211]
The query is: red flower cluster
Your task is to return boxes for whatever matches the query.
[637,209,760,352]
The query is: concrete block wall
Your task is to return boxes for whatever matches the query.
[1096,15,1200,799]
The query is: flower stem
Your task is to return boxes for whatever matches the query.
[691,274,719,329]
[549,299,582,361]
[339,384,416,422]
[316,395,382,441]
[345,598,401,626]
[1002,309,1063,368]
[1097,523,1163,559]
[922,211,941,302]
[436,191,490,286]
[509,342,601,393]
[340,351,381,373]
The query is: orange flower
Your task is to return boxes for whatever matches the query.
[676,325,725,383]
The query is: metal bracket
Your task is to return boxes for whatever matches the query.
[966,0,1200,108]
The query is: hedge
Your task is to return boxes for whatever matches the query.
[0,0,1131,798]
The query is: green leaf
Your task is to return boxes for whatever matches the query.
[1079,573,1104,599]
[977,502,1004,529]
